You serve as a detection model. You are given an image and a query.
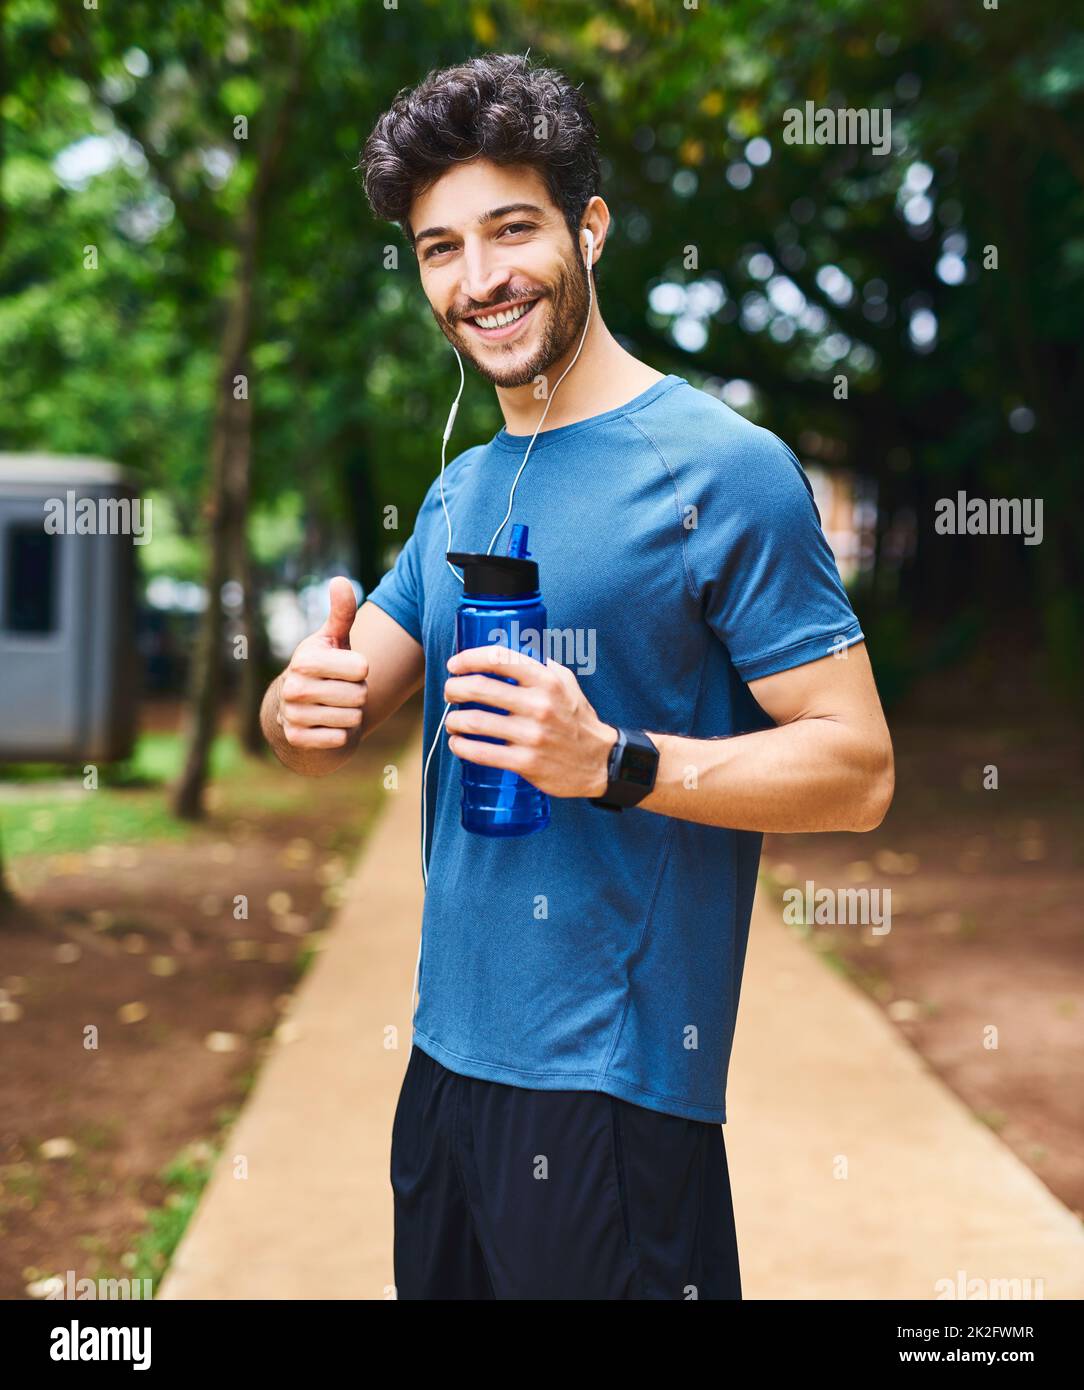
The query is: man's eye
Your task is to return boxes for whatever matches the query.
[423,224,533,260]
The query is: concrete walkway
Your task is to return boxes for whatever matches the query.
[160,732,1084,1300]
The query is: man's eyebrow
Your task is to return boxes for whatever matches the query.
[413,203,548,245]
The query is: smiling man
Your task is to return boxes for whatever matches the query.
[260,51,894,1301]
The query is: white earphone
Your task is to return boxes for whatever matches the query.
[407,226,596,1034]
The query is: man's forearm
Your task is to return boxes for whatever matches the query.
[260,671,361,777]
[637,719,893,833]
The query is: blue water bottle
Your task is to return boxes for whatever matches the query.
[446,525,551,837]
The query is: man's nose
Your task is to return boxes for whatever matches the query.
[459,243,511,308]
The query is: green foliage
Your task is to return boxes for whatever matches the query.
[3,0,1080,685]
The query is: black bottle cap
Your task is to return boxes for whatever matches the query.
[447,551,540,597]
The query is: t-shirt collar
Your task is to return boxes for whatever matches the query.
[490,374,684,452]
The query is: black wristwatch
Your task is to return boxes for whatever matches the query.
[589,726,660,811]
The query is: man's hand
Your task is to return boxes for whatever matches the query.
[278,577,369,750]
[444,646,617,797]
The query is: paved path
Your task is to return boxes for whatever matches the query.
[160,732,1084,1300]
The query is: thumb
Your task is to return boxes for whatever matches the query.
[322,576,358,648]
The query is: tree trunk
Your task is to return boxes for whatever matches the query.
[342,430,382,595]
[238,549,272,756]
[172,283,254,819]
[171,31,305,816]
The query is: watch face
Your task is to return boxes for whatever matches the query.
[620,741,657,787]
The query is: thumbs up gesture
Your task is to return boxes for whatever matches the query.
[278,577,369,749]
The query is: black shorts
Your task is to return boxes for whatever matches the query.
[390,1043,742,1300]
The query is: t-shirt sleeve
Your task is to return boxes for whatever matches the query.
[687,425,864,682]
[364,448,482,646]
[364,508,428,646]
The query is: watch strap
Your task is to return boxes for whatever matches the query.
[589,726,659,810]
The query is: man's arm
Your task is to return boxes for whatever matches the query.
[261,579,425,778]
[441,639,894,833]
[637,641,894,832]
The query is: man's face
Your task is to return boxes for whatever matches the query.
[409,159,590,389]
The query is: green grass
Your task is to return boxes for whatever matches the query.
[107,732,243,786]
[0,731,242,789]
[291,937,321,981]
[0,732,243,859]
[126,1143,219,1290]
[2,793,190,858]
[2,1161,45,1210]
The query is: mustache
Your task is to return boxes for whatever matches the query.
[451,290,547,323]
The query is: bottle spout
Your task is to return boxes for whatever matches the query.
[507,523,530,559]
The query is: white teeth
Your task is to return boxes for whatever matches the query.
[472,299,535,330]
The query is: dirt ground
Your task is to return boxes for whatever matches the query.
[0,695,421,1300]
[761,660,1083,1219]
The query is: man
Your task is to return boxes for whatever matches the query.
[260,52,894,1300]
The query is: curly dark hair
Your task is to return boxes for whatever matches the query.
[359,51,602,257]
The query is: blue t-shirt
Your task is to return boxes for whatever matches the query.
[366,373,863,1123]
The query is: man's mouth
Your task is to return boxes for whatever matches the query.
[460,296,542,341]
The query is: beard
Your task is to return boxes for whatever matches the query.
[432,250,591,389]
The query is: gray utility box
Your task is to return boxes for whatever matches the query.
[0,455,140,763]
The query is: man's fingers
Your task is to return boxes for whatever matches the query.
[292,644,368,683]
[282,702,364,730]
[281,720,351,749]
[443,673,532,714]
[280,601,370,752]
[445,710,540,746]
[446,645,549,682]
[447,732,530,773]
[282,674,367,708]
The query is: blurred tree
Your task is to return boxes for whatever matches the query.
[52,0,308,810]
[494,0,1083,694]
